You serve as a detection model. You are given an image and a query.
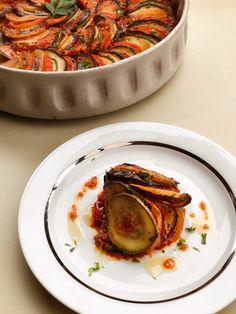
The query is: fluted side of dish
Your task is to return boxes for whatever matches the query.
[0,0,188,119]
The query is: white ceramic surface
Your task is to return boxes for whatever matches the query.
[0,0,188,119]
[18,122,236,314]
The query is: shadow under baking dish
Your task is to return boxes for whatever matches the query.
[44,141,236,303]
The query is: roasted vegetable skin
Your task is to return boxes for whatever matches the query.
[91,163,192,258]
[0,0,177,71]
[107,193,158,254]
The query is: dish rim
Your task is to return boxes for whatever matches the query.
[0,0,189,76]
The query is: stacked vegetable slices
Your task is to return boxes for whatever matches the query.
[0,0,177,71]
[91,163,192,258]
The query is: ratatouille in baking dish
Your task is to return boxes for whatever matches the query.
[0,0,177,71]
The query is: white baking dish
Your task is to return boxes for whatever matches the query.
[0,0,188,119]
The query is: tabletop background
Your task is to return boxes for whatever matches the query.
[0,0,236,313]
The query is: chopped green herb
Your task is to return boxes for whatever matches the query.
[45,0,76,17]
[78,60,92,69]
[185,226,196,232]
[65,238,78,252]
[117,8,123,15]
[177,237,186,248]
[139,172,152,184]
[80,35,86,43]
[192,246,200,252]
[201,233,207,245]
[88,262,103,276]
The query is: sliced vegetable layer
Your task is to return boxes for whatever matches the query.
[91,163,192,258]
[0,0,177,71]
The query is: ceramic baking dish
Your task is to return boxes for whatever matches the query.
[0,0,188,119]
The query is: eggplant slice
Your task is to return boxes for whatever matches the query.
[107,193,159,254]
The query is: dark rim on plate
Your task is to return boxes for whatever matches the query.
[44,141,236,304]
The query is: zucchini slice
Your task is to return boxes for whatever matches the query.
[43,50,66,71]
[64,8,84,28]
[57,33,77,53]
[91,54,113,66]
[125,31,159,44]
[127,19,171,40]
[163,207,178,239]
[98,54,116,64]
[110,46,137,58]
[128,0,169,13]
[129,5,174,25]
[89,25,103,51]
[99,51,123,62]
[107,193,158,254]
[166,207,185,244]
[15,2,50,17]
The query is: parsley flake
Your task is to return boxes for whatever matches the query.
[192,246,200,252]
[201,233,207,245]
[177,237,186,248]
[88,262,103,276]
[185,226,196,232]
[65,238,78,253]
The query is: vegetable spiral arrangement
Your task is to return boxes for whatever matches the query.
[91,163,192,259]
[0,0,176,71]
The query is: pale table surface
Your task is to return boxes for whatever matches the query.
[0,1,236,313]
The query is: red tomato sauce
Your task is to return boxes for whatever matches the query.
[85,176,98,189]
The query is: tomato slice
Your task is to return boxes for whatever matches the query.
[9,17,46,30]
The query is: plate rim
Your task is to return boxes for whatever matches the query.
[18,122,236,314]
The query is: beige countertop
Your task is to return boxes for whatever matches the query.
[0,0,236,313]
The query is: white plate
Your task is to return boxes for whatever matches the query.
[18,122,236,314]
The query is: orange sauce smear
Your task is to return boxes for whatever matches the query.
[68,203,78,221]
[84,176,98,189]
[179,243,189,251]
[203,223,209,230]
[199,201,206,211]
[76,176,98,200]
[163,258,176,270]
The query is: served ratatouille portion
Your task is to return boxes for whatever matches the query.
[0,0,177,71]
[91,163,192,259]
